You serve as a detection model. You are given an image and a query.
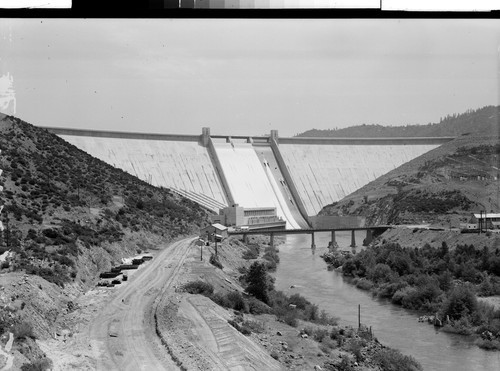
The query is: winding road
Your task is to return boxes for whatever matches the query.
[88,237,194,371]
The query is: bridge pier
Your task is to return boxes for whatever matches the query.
[270,233,274,248]
[350,230,356,247]
[330,230,336,244]
[311,232,316,249]
[363,229,373,246]
[242,234,248,244]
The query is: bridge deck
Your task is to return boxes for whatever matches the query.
[228,226,392,235]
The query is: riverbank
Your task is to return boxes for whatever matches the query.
[156,235,423,370]
[321,228,500,352]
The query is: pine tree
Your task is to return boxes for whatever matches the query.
[245,262,270,304]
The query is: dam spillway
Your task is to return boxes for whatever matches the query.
[47,127,453,228]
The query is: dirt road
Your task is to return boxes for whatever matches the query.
[88,237,195,371]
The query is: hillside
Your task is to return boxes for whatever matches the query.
[298,105,499,138]
[0,113,211,366]
[319,132,500,227]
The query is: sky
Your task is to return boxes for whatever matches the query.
[0,18,499,137]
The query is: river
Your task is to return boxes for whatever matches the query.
[272,232,500,371]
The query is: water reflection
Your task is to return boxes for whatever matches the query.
[272,233,500,371]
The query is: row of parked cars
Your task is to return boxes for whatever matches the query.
[97,255,153,287]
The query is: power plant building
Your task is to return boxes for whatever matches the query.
[211,204,286,230]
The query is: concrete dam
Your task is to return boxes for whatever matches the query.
[46,127,452,229]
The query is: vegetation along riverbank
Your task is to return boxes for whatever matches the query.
[173,235,424,370]
[322,228,500,351]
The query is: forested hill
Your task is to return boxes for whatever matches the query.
[297,105,499,138]
[0,113,210,287]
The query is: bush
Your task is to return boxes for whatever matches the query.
[247,297,270,314]
[13,321,35,340]
[367,263,395,284]
[475,338,500,350]
[373,348,423,371]
[225,291,247,312]
[346,340,364,363]
[353,278,374,291]
[228,319,251,335]
[209,253,223,269]
[182,281,214,296]
[242,245,259,260]
[441,286,477,321]
[241,320,264,333]
[20,358,53,371]
[281,311,299,327]
[313,328,329,342]
[319,338,337,353]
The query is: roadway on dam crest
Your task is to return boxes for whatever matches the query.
[88,237,194,371]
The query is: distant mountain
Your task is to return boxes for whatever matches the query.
[297,105,499,138]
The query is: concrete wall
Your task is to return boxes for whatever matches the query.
[211,141,300,229]
[58,135,228,211]
[278,143,441,216]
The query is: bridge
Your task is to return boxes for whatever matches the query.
[228,225,393,249]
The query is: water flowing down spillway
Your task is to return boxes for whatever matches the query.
[212,141,301,229]
[279,143,440,216]
[59,135,228,211]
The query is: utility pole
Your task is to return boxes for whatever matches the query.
[358,304,361,330]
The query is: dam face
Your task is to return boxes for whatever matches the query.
[48,128,451,228]
[278,141,440,216]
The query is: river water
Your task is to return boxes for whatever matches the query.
[273,232,500,371]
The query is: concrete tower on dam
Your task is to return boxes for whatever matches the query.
[45,126,453,229]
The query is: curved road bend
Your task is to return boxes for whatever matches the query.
[89,237,195,371]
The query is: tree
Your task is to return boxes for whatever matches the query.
[441,286,477,321]
[245,262,270,304]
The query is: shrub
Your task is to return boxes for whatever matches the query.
[373,348,423,371]
[182,281,214,296]
[225,291,247,312]
[354,278,374,291]
[475,338,500,351]
[209,253,223,269]
[247,297,270,314]
[20,358,53,371]
[392,286,415,306]
[228,319,251,335]
[13,321,35,340]
[242,246,259,260]
[241,320,264,333]
[367,263,395,284]
[319,338,337,353]
[282,311,299,327]
[441,286,477,321]
[347,340,364,362]
[313,328,329,342]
